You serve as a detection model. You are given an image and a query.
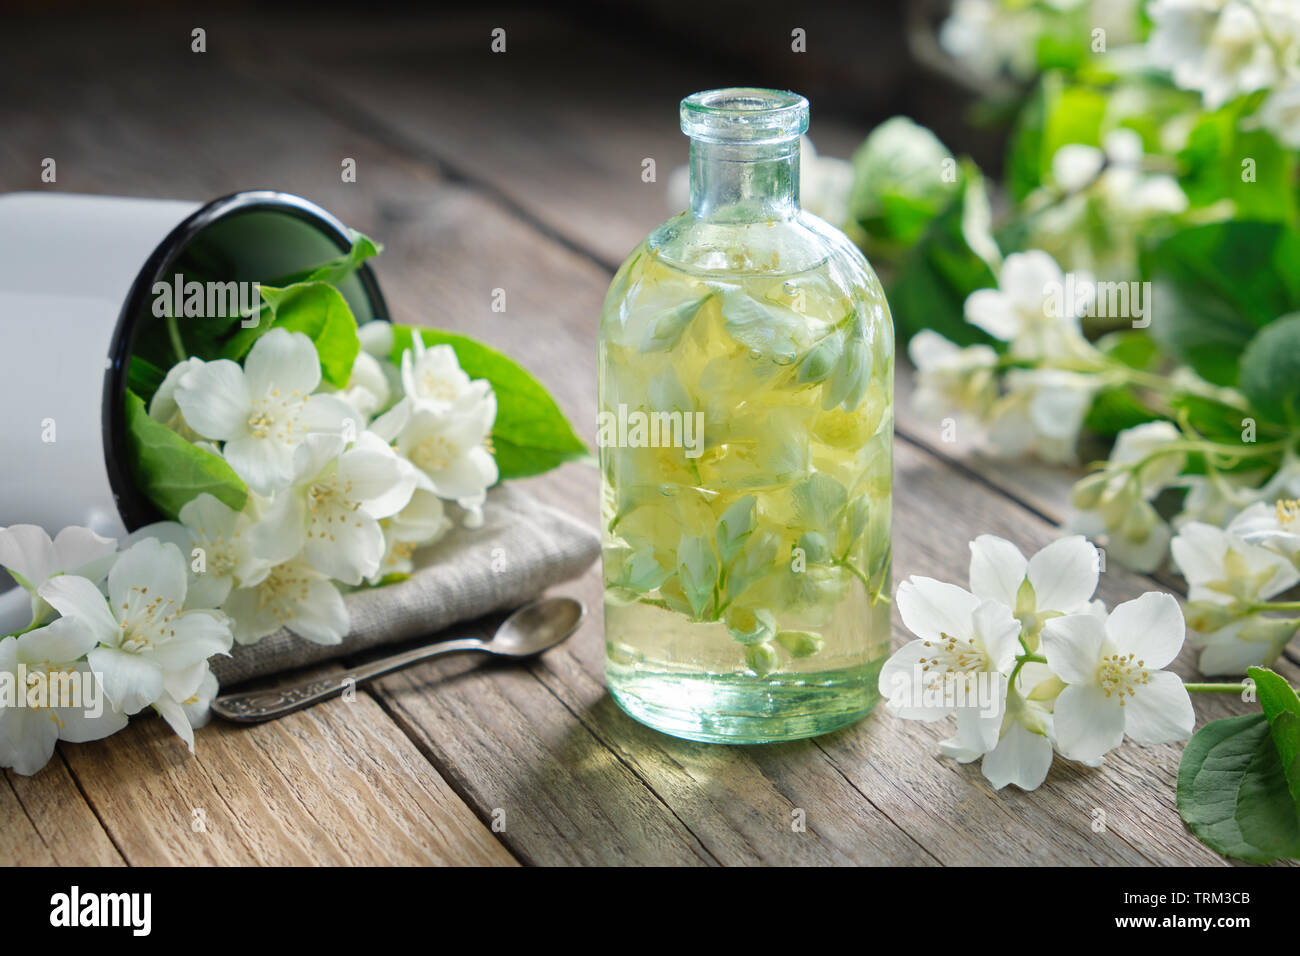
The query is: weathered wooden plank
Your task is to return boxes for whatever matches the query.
[59,679,515,865]
[2,761,125,866]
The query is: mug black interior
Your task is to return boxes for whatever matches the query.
[103,190,389,531]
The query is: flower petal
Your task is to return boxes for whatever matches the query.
[1041,612,1106,685]
[968,534,1026,608]
[285,578,349,645]
[896,576,982,643]
[87,646,164,715]
[1026,535,1099,613]
[244,328,320,397]
[1106,591,1185,670]
[973,600,1022,673]
[1053,682,1125,763]
[175,359,250,440]
[981,721,1054,791]
[38,575,119,645]
[15,616,99,664]
[50,526,118,579]
[223,434,297,495]
[1125,670,1195,745]
[0,524,56,589]
[149,610,232,671]
[964,289,1019,341]
[108,538,187,613]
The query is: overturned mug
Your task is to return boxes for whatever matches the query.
[0,190,387,540]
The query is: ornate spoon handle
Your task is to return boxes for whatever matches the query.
[212,637,488,723]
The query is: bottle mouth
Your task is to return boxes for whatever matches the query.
[680,88,809,145]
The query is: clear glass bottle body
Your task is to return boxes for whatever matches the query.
[598,90,894,743]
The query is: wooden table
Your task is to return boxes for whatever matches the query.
[3,11,1291,867]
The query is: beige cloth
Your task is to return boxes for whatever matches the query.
[210,484,600,685]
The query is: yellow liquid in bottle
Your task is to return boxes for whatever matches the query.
[598,238,894,743]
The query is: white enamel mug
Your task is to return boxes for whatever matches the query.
[0,190,387,628]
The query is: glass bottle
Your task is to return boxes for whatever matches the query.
[598,88,894,743]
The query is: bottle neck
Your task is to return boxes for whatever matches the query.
[689,138,801,223]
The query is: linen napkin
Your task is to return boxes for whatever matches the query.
[210,484,600,685]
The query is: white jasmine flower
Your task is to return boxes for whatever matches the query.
[1230,498,1300,567]
[0,619,128,775]
[375,392,499,524]
[341,350,392,420]
[963,251,1095,360]
[982,661,1062,791]
[796,137,854,228]
[0,524,117,632]
[907,329,999,424]
[400,337,485,415]
[130,493,290,611]
[1256,78,1300,148]
[174,329,353,495]
[1070,421,1187,571]
[939,0,1041,80]
[357,320,395,358]
[968,534,1102,648]
[152,662,220,753]
[1174,469,1270,529]
[368,490,451,584]
[1173,510,1300,674]
[270,432,417,586]
[1190,614,1300,676]
[1172,521,1298,610]
[878,577,1022,760]
[1042,592,1195,763]
[38,539,233,719]
[985,368,1100,464]
[148,356,207,439]
[221,557,349,646]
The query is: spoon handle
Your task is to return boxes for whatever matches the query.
[211,637,488,723]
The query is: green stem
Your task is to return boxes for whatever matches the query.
[164,310,187,365]
[1249,601,1300,613]
[1185,682,1249,693]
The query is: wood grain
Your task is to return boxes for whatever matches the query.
[0,11,1288,866]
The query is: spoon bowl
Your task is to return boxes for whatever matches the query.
[489,597,585,656]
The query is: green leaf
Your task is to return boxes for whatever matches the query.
[126,355,168,405]
[792,473,848,531]
[1250,666,1300,808]
[849,116,959,252]
[222,281,361,388]
[124,390,247,520]
[1083,387,1160,437]
[1179,96,1297,225]
[639,293,711,352]
[823,331,869,412]
[1143,221,1300,386]
[1005,74,1106,202]
[888,162,999,347]
[796,332,842,385]
[617,547,672,594]
[775,629,824,658]
[1177,712,1300,863]
[1239,313,1300,424]
[263,231,382,287]
[391,326,589,480]
[715,496,756,569]
[718,288,805,361]
[676,533,718,620]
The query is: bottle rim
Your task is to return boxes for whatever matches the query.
[680,88,809,145]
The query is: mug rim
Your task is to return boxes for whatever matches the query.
[101,189,390,531]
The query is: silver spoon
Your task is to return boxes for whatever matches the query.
[211,597,584,723]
